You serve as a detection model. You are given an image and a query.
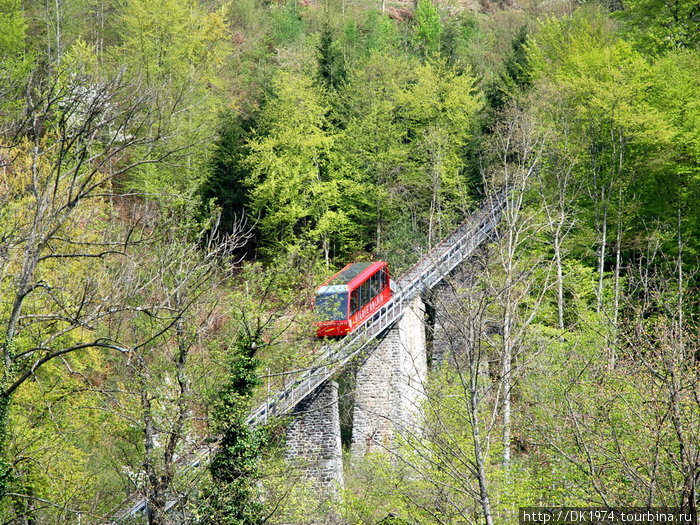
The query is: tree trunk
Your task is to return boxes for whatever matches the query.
[54,0,62,64]
[596,187,607,313]
[471,388,495,525]
[502,301,513,469]
[502,202,516,469]
[376,204,382,252]
[0,393,11,498]
[467,338,495,525]
[140,363,166,525]
[554,226,564,331]
[609,193,622,368]
[613,216,621,328]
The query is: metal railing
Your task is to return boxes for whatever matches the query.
[112,190,506,522]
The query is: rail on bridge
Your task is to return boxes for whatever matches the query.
[112,189,507,522]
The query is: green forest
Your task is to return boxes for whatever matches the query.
[0,0,698,521]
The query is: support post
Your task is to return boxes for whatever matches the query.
[351,296,427,457]
[285,380,344,496]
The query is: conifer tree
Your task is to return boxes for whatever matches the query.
[317,24,347,90]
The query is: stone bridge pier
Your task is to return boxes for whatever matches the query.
[285,296,428,493]
[350,296,427,457]
[285,380,344,497]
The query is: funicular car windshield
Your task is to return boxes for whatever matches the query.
[315,285,349,321]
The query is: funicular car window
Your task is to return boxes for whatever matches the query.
[369,274,376,297]
[315,291,349,321]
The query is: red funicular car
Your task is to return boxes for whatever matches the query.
[315,262,393,337]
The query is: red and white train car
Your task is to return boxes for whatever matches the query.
[315,262,392,337]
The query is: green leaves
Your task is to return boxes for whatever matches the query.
[615,0,700,54]
[0,0,26,59]
[116,0,231,196]
[118,0,229,86]
[0,0,31,125]
[241,56,483,265]
[245,70,375,262]
[528,10,699,263]
[205,336,267,524]
[646,50,700,257]
[317,24,347,89]
[414,0,442,58]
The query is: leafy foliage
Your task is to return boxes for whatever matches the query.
[201,111,256,237]
[0,0,698,522]
[317,24,347,89]
[413,0,442,57]
[246,70,375,262]
[204,335,268,524]
[615,0,700,53]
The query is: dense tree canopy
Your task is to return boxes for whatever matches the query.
[0,0,697,522]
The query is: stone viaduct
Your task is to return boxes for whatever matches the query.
[283,193,506,498]
[113,192,505,521]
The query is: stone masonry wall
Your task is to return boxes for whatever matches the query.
[351,296,427,457]
[285,380,344,496]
